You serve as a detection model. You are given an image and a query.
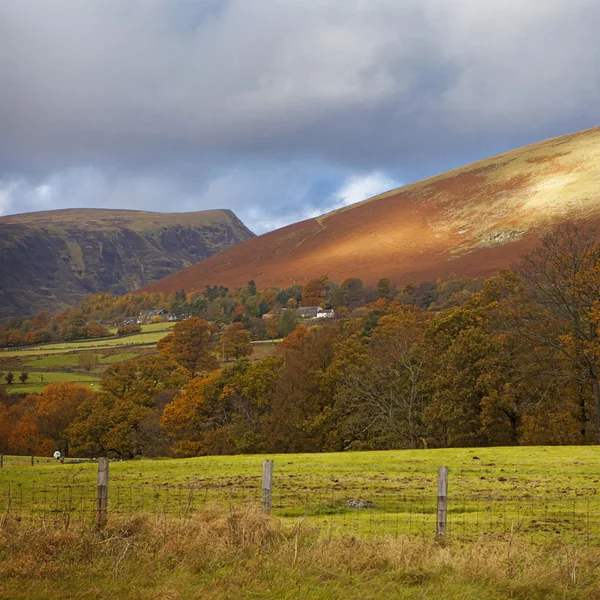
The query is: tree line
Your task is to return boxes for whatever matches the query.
[3,225,600,456]
[0,269,483,348]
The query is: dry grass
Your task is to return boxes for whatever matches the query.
[1,506,600,599]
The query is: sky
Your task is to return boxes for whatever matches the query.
[0,0,599,234]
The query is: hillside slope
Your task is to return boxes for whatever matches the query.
[145,126,600,294]
[0,209,254,318]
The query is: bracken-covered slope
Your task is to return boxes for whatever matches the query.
[145,126,600,295]
[0,208,254,318]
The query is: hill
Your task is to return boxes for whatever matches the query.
[0,208,254,318]
[144,126,600,295]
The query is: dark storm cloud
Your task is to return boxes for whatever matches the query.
[0,0,599,231]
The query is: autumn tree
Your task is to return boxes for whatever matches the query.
[503,225,600,442]
[32,311,51,330]
[117,323,142,336]
[221,323,253,360]
[333,310,428,449]
[157,317,219,374]
[265,316,280,340]
[8,413,52,456]
[68,355,191,457]
[33,382,96,456]
[302,276,328,306]
[267,324,345,453]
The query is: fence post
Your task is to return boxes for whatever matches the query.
[436,466,449,540]
[261,459,274,514]
[31,455,34,466]
[0,454,3,468]
[96,457,109,528]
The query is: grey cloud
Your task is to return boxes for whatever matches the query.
[0,163,399,233]
[0,0,599,233]
[1,0,598,175]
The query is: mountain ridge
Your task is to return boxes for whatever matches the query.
[143,125,600,294]
[0,208,254,318]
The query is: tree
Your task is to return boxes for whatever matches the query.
[334,311,428,449]
[32,311,51,330]
[117,323,142,336]
[33,382,96,456]
[506,225,600,442]
[84,322,110,339]
[222,323,253,360]
[279,309,299,337]
[78,351,100,372]
[19,371,29,384]
[158,317,219,374]
[161,373,220,456]
[265,316,280,340]
[377,278,394,300]
[258,300,270,316]
[340,277,365,309]
[7,330,22,347]
[247,280,258,296]
[302,276,328,306]
[69,355,191,457]
[5,372,14,385]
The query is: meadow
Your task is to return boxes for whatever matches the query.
[2,446,600,599]
[2,446,600,544]
[0,328,171,358]
[6,372,101,394]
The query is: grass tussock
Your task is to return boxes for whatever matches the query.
[1,506,600,599]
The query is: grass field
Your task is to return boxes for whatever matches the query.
[4,445,599,494]
[108,321,172,335]
[0,331,171,358]
[2,447,600,598]
[4,372,101,394]
[2,446,600,544]
[23,351,139,369]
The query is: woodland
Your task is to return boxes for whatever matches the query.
[2,224,600,457]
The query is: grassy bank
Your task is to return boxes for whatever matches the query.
[0,507,598,599]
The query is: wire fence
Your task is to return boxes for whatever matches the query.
[2,478,600,544]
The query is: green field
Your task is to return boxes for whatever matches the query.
[108,322,173,335]
[0,331,170,357]
[4,371,101,394]
[23,351,138,368]
[2,446,599,543]
[2,447,600,599]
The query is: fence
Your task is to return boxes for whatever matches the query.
[1,456,600,544]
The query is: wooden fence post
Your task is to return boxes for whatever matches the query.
[261,460,274,514]
[0,454,3,468]
[31,455,34,466]
[96,457,109,528]
[436,466,449,540]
